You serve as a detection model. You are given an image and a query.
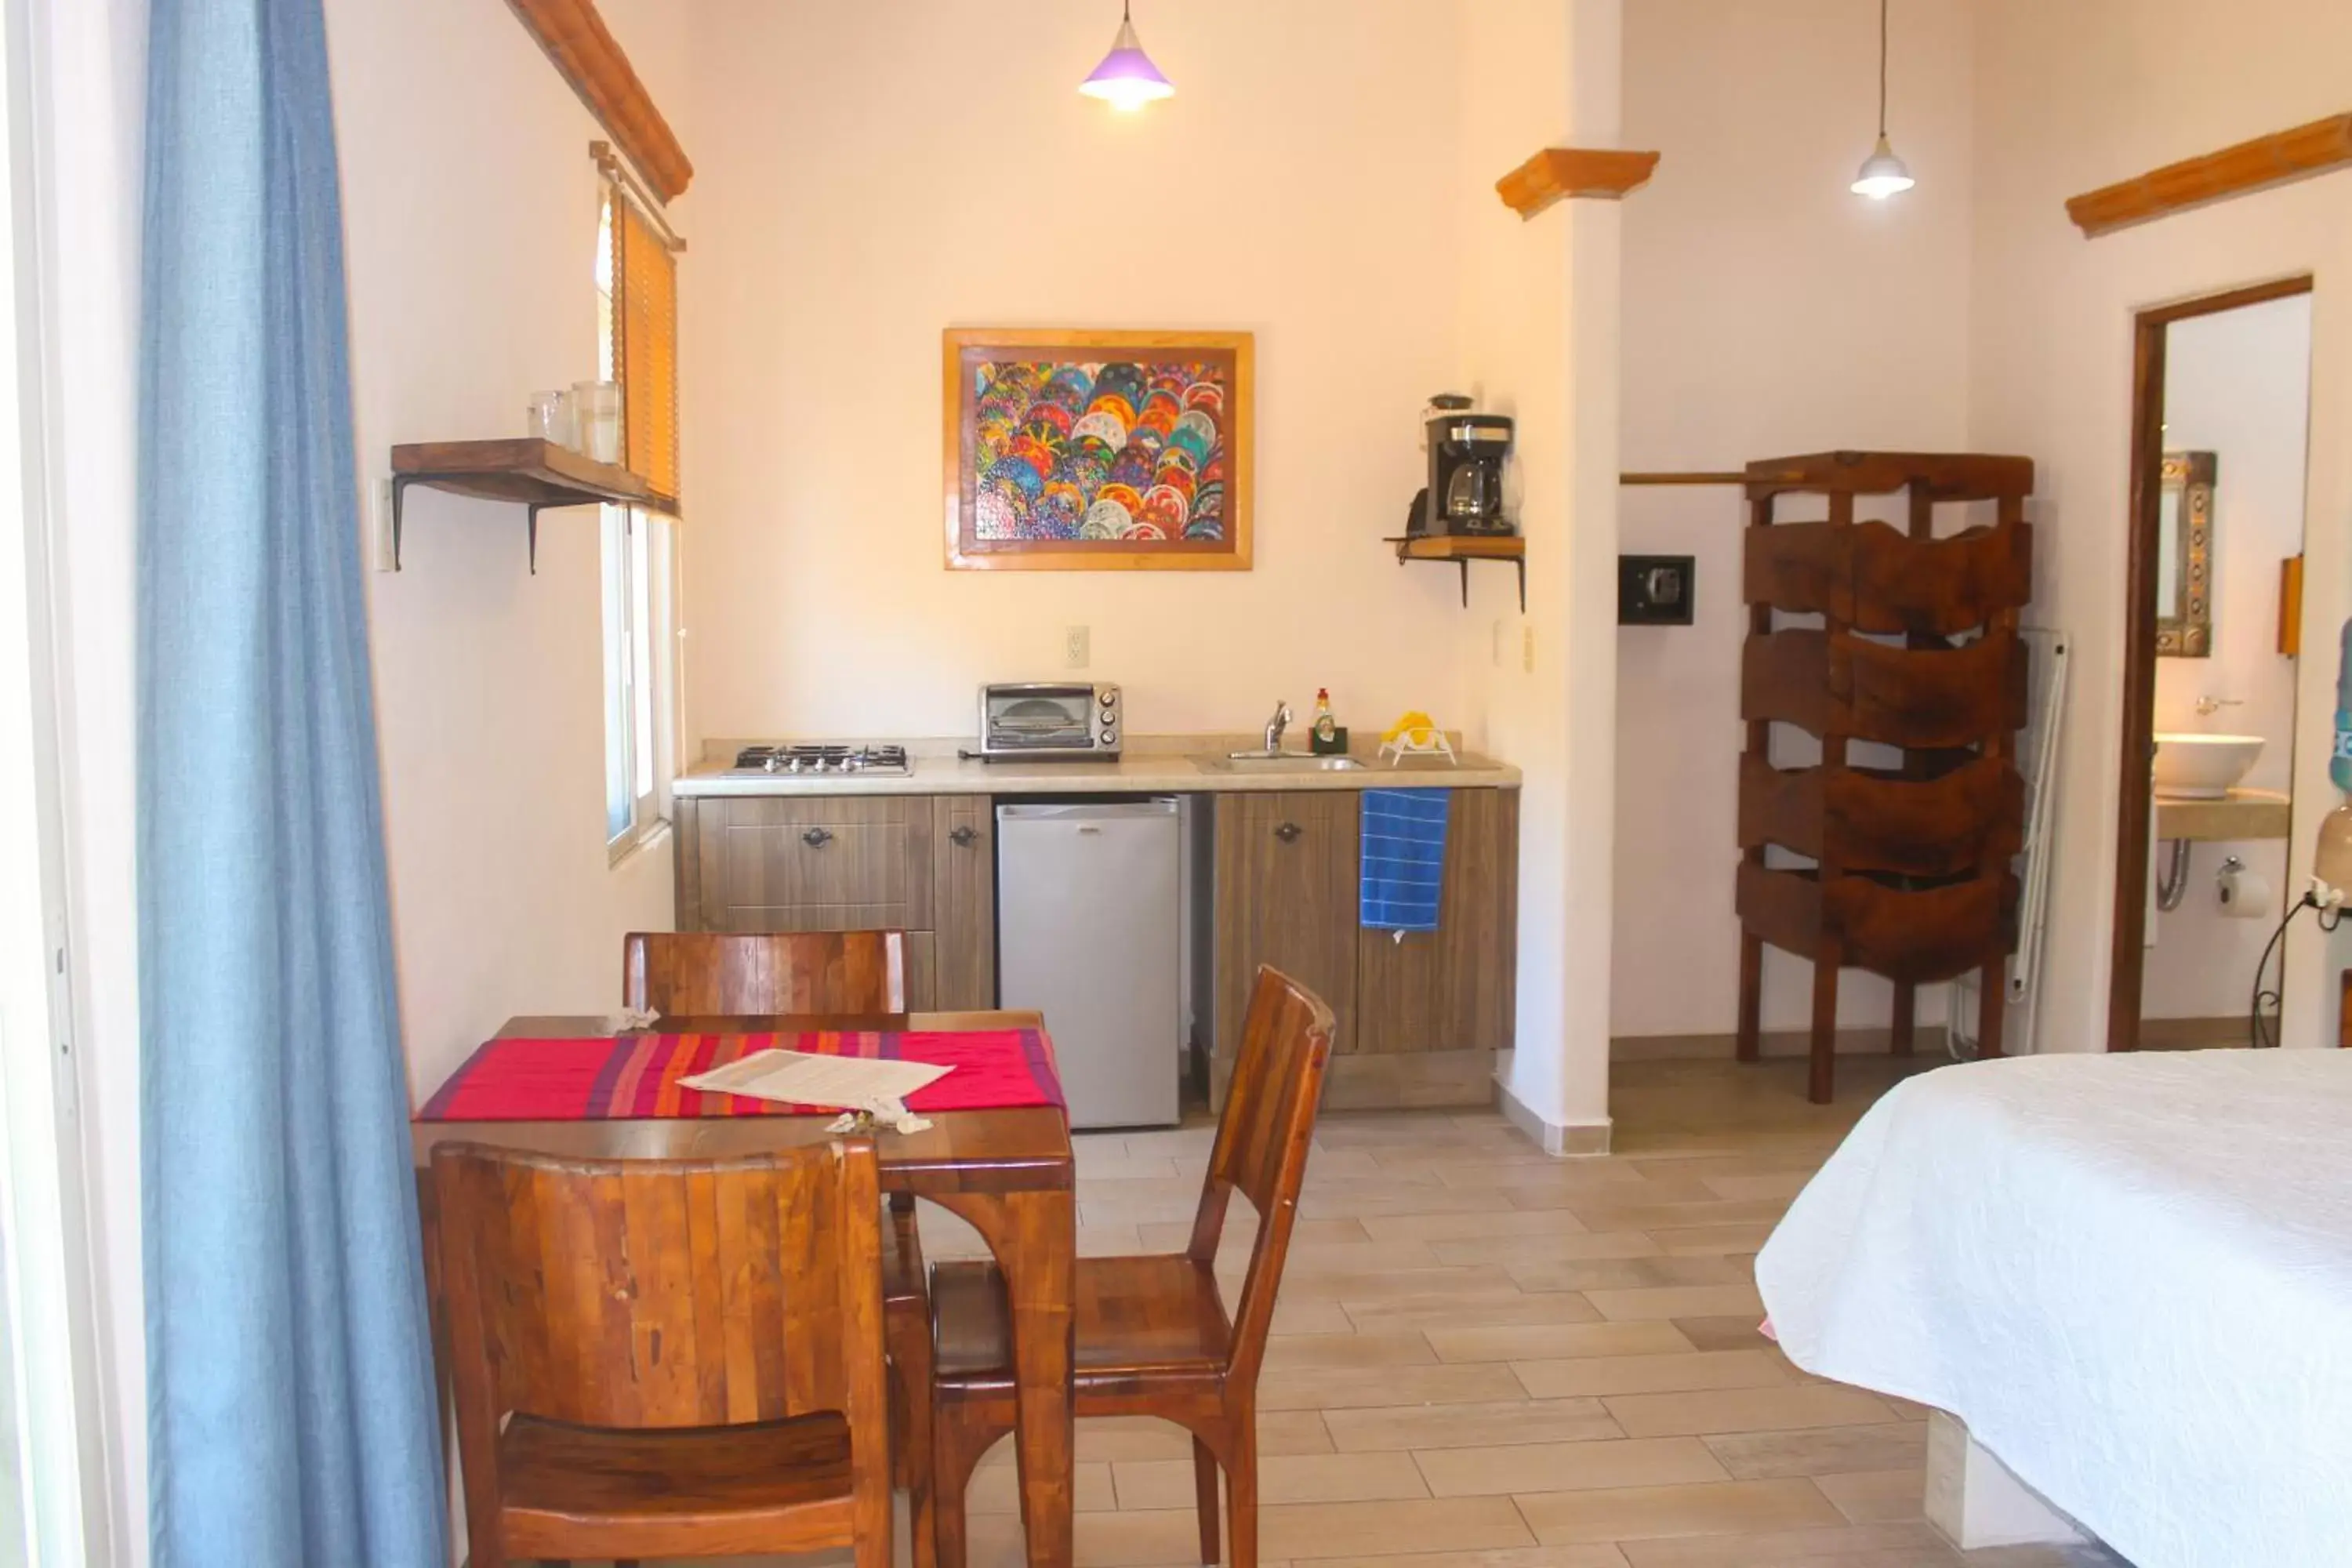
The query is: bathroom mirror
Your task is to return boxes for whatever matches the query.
[2154,450,2216,657]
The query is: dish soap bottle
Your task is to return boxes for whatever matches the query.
[1312,688,1339,753]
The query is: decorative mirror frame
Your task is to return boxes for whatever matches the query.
[2156,450,2216,657]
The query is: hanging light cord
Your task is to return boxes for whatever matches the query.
[1875,0,1890,136]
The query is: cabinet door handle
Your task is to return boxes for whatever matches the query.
[949,826,978,847]
[801,827,834,848]
[1274,822,1303,843]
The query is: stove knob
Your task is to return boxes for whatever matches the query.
[844,755,865,771]
[785,757,806,773]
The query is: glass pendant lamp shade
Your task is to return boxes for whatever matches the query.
[1851,133,1915,199]
[1850,0,1913,199]
[1080,4,1174,111]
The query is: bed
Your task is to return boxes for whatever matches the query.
[1755,1048,2352,1568]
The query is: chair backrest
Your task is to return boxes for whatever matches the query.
[433,1139,886,1437]
[623,930,909,1016]
[1185,964,1336,1385]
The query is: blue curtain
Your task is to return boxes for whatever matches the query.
[138,0,446,1563]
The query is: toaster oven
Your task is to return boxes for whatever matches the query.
[978,682,1122,760]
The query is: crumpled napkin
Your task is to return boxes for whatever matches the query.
[606,1007,661,1033]
[826,1096,933,1136]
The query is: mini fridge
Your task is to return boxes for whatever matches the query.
[994,798,1182,1129]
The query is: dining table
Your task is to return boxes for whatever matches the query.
[410,1010,1078,1568]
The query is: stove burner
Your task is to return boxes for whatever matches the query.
[732,743,912,777]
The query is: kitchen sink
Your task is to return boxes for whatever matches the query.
[1196,753,1369,772]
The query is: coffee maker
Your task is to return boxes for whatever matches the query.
[1409,394,1515,537]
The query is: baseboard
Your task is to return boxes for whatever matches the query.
[2136,1014,2249,1049]
[1611,1025,1951,1062]
[1497,1079,1612,1156]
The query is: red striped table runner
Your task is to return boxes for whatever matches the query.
[416,1029,1064,1122]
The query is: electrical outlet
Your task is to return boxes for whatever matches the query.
[368,477,397,572]
[1522,625,1536,673]
[1064,625,1091,669]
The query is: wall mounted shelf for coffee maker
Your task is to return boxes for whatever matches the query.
[1396,394,1523,608]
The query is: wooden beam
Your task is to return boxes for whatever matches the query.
[1497,148,1661,219]
[508,0,693,202]
[2066,112,2352,238]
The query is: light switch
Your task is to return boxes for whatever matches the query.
[368,477,397,572]
[1065,625,1091,669]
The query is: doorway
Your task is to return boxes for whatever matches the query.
[2108,276,2317,1053]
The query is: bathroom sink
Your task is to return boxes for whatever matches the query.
[1197,753,1368,772]
[2152,733,2264,800]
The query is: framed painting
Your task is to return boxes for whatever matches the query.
[943,328,1254,571]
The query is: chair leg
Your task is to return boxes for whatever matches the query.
[931,1403,1001,1568]
[1225,1416,1258,1568]
[1192,1433,1221,1564]
[895,1311,936,1568]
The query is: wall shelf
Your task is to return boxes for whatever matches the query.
[389,439,677,573]
[1386,535,1526,611]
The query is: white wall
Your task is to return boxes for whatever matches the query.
[677,0,1476,748]
[1454,0,1621,1142]
[1967,0,2352,1054]
[2142,294,2313,1023]
[1612,0,1978,1041]
[328,0,685,1100]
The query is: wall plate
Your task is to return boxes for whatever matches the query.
[1618,554,1694,626]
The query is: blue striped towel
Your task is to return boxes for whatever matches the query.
[1360,789,1450,931]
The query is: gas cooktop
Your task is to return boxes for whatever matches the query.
[730,743,912,777]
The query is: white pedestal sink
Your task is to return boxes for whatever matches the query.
[2152,732,2264,800]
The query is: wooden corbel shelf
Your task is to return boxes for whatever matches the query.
[1386,535,1526,610]
[390,439,677,574]
[1496,148,1661,219]
[2067,111,2352,238]
[508,0,693,201]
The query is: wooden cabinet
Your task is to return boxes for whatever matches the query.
[1355,788,1518,1058]
[1210,787,1517,1108]
[931,796,996,1011]
[675,793,972,1011]
[1213,793,1360,1081]
[675,782,1521,1109]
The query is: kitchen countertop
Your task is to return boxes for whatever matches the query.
[673,735,1520,798]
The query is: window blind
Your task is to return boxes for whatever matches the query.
[611,185,680,503]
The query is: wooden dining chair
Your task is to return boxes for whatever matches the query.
[433,1138,891,1567]
[621,928,909,1016]
[619,926,931,1542]
[924,966,1337,1568]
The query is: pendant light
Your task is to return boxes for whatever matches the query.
[1850,0,1915,199]
[1080,0,1174,112]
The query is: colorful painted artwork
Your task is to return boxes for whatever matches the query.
[944,330,1253,571]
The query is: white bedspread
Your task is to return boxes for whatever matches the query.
[1756,1049,2352,1568]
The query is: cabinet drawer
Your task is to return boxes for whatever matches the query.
[697,797,936,932]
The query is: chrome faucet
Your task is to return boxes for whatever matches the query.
[1264,700,1294,754]
[2194,695,2244,717]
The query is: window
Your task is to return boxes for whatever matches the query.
[597,174,682,859]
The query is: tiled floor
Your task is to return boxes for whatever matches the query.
[913,1052,2131,1568]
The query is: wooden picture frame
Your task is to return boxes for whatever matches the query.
[2154,451,2216,658]
[942,328,1254,572]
